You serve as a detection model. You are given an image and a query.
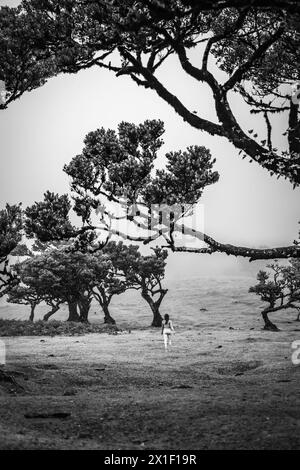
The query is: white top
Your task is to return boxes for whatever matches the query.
[162,319,174,333]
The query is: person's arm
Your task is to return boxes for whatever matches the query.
[170,320,174,332]
[161,322,164,335]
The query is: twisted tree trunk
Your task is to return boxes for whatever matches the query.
[261,309,279,331]
[92,288,116,324]
[141,289,168,327]
[29,303,36,322]
[67,300,80,322]
[151,305,163,327]
[261,302,300,330]
[43,305,60,321]
[78,297,91,323]
[102,301,116,325]
[0,259,19,298]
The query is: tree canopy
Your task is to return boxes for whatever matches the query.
[0,192,80,298]
[24,191,76,242]
[249,258,300,330]
[17,249,98,321]
[102,241,168,326]
[0,203,22,261]
[126,246,168,327]
[0,204,23,297]
[63,119,300,260]
[7,284,44,321]
[2,118,298,263]
[7,241,169,326]
[0,0,299,184]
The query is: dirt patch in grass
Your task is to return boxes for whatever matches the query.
[216,360,263,376]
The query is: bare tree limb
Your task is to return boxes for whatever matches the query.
[223,26,285,92]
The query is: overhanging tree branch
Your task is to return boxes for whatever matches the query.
[90,204,300,261]
[223,26,285,92]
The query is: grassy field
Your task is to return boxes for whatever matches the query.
[0,306,300,450]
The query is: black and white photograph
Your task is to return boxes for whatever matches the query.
[0,0,299,456]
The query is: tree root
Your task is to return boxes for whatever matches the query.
[263,323,280,331]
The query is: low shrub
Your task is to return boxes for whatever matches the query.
[0,319,119,337]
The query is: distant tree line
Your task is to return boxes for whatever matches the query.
[7,241,168,327]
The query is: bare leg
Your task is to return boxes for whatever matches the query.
[164,334,168,351]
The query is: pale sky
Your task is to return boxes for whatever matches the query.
[0,0,299,278]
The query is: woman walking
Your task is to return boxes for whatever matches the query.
[161,314,175,351]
